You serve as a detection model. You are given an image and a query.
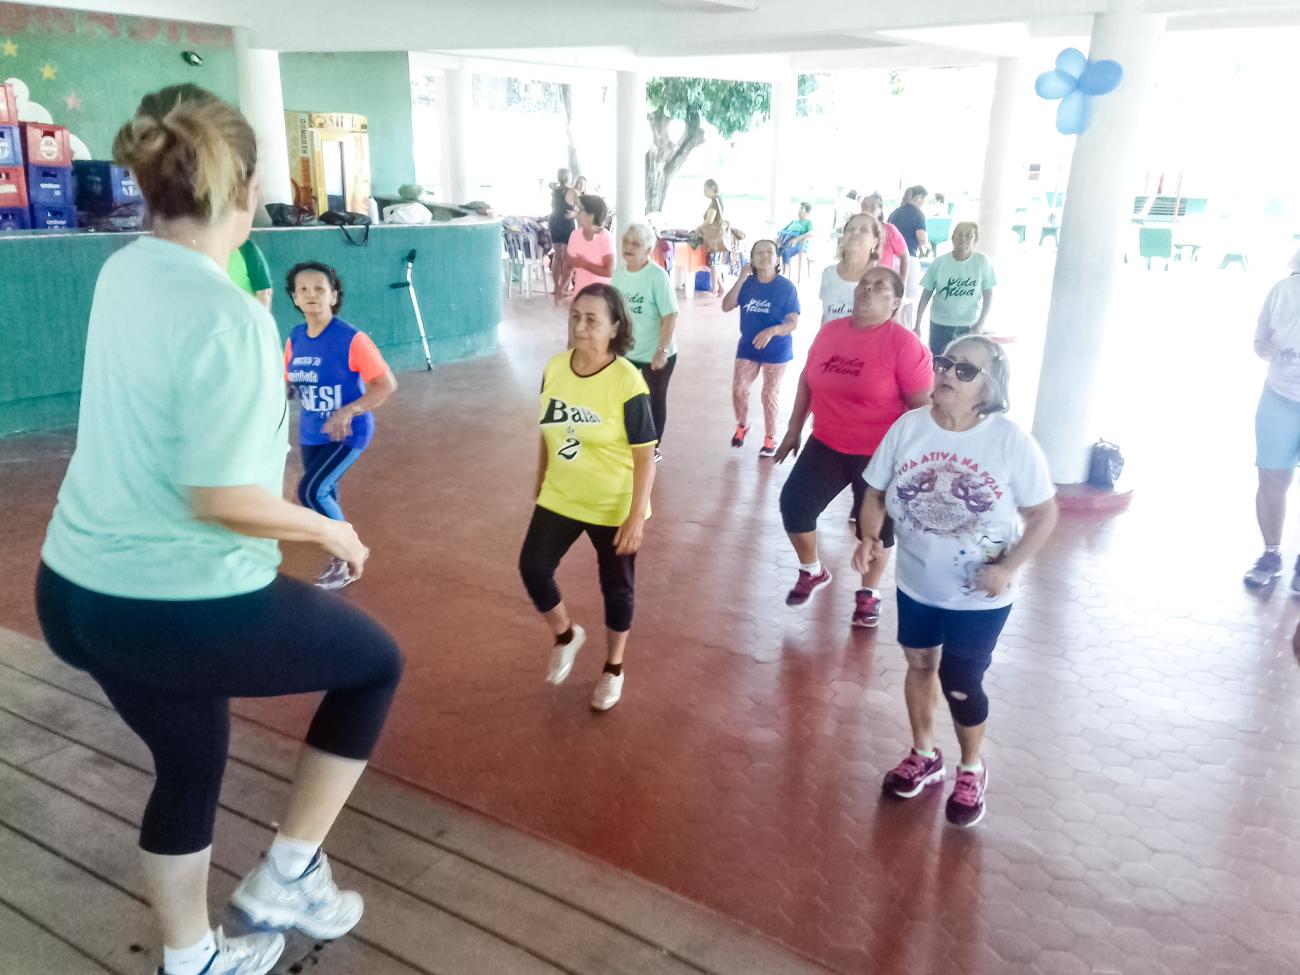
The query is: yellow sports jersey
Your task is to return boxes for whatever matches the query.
[537,352,657,527]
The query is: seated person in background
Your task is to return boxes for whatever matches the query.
[777,202,815,268]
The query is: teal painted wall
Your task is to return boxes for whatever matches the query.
[0,3,238,159]
[278,52,416,198]
[0,222,501,436]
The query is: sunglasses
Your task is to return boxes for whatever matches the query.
[933,355,985,382]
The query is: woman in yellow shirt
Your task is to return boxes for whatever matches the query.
[520,283,658,711]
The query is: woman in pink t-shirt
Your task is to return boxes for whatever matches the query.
[774,265,933,627]
[556,194,615,305]
[863,192,910,281]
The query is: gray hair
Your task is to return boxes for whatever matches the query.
[622,222,657,249]
[944,334,1010,415]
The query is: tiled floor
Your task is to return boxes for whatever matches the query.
[2,252,1299,974]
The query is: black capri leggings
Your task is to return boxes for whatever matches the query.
[632,354,677,446]
[519,505,636,632]
[780,436,895,545]
[35,563,403,856]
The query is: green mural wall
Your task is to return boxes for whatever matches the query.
[278,52,416,198]
[0,3,238,159]
[0,222,502,436]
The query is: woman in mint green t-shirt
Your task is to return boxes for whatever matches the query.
[34,85,402,975]
[916,220,998,355]
[612,222,679,461]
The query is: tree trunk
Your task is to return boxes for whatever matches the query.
[644,107,705,216]
[560,84,581,179]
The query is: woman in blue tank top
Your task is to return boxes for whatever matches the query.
[285,262,398,589]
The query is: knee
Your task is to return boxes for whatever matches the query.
[938,656,990,726]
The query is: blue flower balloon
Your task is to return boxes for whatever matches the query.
[1035,48,1124,135]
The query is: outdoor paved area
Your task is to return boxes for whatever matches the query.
[2,244,1298,974]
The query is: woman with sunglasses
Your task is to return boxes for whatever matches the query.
[775,266,932,626]
[854,336,1058,827]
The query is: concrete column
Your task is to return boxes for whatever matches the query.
[233,28,292,207]
[977,57,1024,266]
[1030,5,1166,484]
[767,78,797,232]
[615,70,646,242]
[441,65,472,203]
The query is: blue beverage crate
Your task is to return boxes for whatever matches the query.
[0,126,20,166]
[26,165,73,206]
[74,160,140,209]
[0,206,31,230]
[30,203,76,230]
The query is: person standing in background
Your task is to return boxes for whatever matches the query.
[228,237,273,309]
[889,186,931,330]
[915,221,997,353]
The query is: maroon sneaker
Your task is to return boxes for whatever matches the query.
[786,567,832,606]
[882,748,945,798]
[852,589,881,628]
[946,764,989,827]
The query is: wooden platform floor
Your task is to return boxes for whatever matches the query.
[0,627,828,975]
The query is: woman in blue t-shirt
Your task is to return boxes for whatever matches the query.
[285,262,398,589]
[721,239,801,457]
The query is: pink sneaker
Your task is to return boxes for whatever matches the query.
[785,567,832,606]
[946,764,989,827]
[852,589,881,628]
[882,748,945,798]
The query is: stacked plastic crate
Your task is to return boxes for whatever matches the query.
[0,81,27,229]
[74,160,144,231]
[23,120,76,230]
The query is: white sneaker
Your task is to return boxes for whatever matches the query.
[158,927,284,975]
[591,672,624,711]
[546,625,586,685]
[230,850,363,941]
[314,558,355,592]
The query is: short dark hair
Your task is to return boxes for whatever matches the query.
[572,283,635,357]
[866,265,904,300]
[579,193,608,226]
[286,261,344,313]
[909,184,928,201]
[846,189,858,200]
[799,201,811,213]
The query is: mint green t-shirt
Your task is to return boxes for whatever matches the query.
[42,236,290,600]
[920,251,997,327]
[612,261,679,364]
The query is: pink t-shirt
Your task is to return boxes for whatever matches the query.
[879,222,907,272]
[568,227,615,293]
[804,317,933,456]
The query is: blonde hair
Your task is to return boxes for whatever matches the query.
[113,84,256,221]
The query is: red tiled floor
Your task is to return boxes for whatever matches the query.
[3,257,1300,974]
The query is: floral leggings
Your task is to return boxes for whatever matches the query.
[732,357,788,438]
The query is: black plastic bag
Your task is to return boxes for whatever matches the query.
[1087,439,1125,490]
[265,202,316,226]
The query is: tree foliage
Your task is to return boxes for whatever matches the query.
[643,77,771,214]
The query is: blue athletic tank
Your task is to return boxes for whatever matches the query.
[286,318,375,450]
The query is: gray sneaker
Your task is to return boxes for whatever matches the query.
[314,558,355,592]
[157,927,283,975]
[1244,550,1284,587]
[230,850,363,941]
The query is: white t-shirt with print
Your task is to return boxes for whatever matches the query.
[819,264,859,325]
[1256,274,1300,402]
[865,408,1055,611]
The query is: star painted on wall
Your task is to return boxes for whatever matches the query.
[1,39,17,57]
[40,63,57,80]
[64,92,81,111]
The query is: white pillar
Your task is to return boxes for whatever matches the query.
[441,65,472,203]
[615,70,646,242]
[233,28,291,207]
[977,57,1024,266]
[767,78,797,233]
[1030,5,1166,484]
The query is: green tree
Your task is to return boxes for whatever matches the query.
[644,77,770,214]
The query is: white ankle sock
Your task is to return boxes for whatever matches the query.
[959,761,984,773]
[914,747,937,759]
[268,834,319,879]
[800,561,822,576]
[163,930,216,975]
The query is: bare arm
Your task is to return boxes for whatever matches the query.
[774,369,813,462]
[722,264,752,312]
[973,290,993,332]
[570,253,614,276]
[915,229,931,255]
[903,387,933,410]
[254,289,273,310]
[651,312,679,370]
[915,289,934,333]
[322,371,398,441]
[188,485,367,577]
[753,311,799,351]
[897,249,910,284]
[1001,499,1058,573]
[614,445,657,555]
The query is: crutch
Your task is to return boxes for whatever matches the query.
[390,248,433,371]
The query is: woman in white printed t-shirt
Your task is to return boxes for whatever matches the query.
[818,213,881,326]
[1245,249,1300,591]
[853,335,1058,829]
